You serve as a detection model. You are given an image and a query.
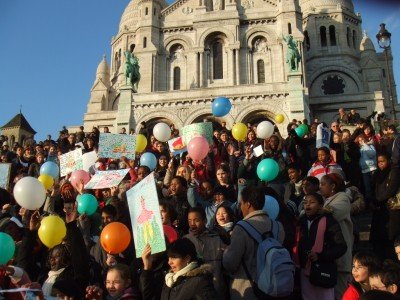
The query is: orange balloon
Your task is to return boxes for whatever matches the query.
[100,222,131,254]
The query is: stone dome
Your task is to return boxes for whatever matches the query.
[96,56,110,75]
[300,0,354,13]
[119,0,141,33]
[360,31,376,52]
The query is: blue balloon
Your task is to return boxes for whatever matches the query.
[263,195,280,220]
[140,152,157,171]
[0,232,15,265]
[212,97,232,117]
[40,161,59,179]
[77,194,98,216]
[256,158,279,182]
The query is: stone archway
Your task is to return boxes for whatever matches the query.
[136,116,175,139]
[191,113,223,131]
[241,110,275,126]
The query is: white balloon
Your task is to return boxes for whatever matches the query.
[256,121,274,139]
[13,177,46,210]
[153,122,171,142]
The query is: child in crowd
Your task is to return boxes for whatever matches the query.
[369,260,400,296]
[308,147,345,180]
[342,252,380,300]
[295,192,347,300]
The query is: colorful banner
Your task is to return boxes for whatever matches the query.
[60,149,83,177]
[167,137,187,155]
[0,163,11,189]
[182,122,214,146]
[82,151,98,172]
[127,172,166,258]
[98,133,136,160]
[84,169,130,189]
[316,123,331,149]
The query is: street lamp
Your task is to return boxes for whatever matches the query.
[376,23,396,121]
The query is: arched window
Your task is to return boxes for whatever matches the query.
[153,8,156,15]
[352,30,357,49]
[320,26,327,47]
[288,23,292,35]
[304,30,310,51]
[130,44,135,52]
[257,60,265,83]
[329,25,336,46]
[145,7,149,15]
[212,40,223,79]
[173,67,181,90]
[347,27,351,47]
[143,37,147,48]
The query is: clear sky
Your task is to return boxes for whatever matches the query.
[0,0,399,141]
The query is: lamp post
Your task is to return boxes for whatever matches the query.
[376,23,396,121]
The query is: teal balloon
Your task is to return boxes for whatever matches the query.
[40,161,59,179]
[256,158,279,182]
[299,124,309,135]
[0,232,15,264]
[263,195,280,220]
[77,194,98,216]
[295,126,306,138]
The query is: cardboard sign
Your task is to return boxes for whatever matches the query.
[127,173,166,258]
[98,133,136,160]
[84,169,130,189]
[167,137,187,155]
[0,163,11,189]
[182,122,213,146]
[60,149,83,177]
[82,151,98,172]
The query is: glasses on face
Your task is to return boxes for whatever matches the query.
[352,265,366,271]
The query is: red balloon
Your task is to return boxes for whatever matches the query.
[187,136,209,161]
[100,222,131,254]
[163,225,178,244]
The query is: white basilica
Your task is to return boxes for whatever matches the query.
[82,0,397,135]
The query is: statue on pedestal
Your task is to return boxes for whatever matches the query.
[283,35,301,72]
[124,51,141,92]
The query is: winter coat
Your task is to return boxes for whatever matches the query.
[307,159,345,181]
[323,192,353,273]
[296,212,347,269]
[222,210,285,300]
[139,253,170,300]
[184,230,227,297]
[342,282,363,300]
[359,144,377,174]
[371,165,400,241]
[160,264,218,300]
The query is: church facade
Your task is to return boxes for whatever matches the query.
[83,0,397,135]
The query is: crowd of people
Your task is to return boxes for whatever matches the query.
[0,107,400,300]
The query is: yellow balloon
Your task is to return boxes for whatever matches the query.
[275,114,285,124]
[136,134,148,153]
[232,123,248,141]
[38,216,66,248]
[38,174,54,190]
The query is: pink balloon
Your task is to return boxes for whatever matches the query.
[70,170,91,189]
[187,136,209,161]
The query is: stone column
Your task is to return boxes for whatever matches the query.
[235,48,240,85]
[199,52,204,87]
[115,85,135,133]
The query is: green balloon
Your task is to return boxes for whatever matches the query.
[299,124,309,134]
[295,126,306,138]
[0,232,15,264]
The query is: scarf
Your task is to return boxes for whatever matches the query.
[221,222,234,232]
[42,268,65,296]
[165,261,198,287]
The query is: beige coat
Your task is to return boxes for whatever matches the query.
[222,210,285,300]
[324,191,354,272]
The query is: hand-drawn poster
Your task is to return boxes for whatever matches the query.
[167,137,187,155]
[316,123,331,149]
[0,163,11,189]
[98,133,136,160]
[84,169,129,189]
[127,172,166,258]
[182,122,214,146]
[60,149,83,177]
[82,151,98,172]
